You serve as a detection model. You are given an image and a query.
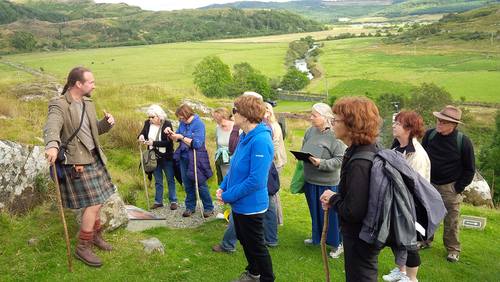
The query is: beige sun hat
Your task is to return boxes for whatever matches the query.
[432,105,463,124]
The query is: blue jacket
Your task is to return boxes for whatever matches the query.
[220,123,274,214]
[174,114,212,183]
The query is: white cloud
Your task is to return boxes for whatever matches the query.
[94,0,291,11]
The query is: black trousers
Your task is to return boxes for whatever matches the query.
[233,212,275,282]
[343,234,381,282]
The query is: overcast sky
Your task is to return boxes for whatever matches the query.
[94,0,292,11]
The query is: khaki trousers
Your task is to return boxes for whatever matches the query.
[434,182,461,255]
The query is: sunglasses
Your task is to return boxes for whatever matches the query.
[148,116,156,119]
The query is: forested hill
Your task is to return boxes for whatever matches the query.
[0,0,324,53]
[202,0,499,22]
[384,4,500,43]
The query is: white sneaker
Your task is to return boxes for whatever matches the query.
[304,238,313,245]
[329,244,344,258]
[397,275,417,282]
[382,267,406,282]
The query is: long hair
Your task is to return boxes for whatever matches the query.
[61,67,91,95]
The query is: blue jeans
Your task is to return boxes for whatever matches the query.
[221,213,237,251]
[153,158,177,204]
[179,156,214,212]
[221,195,278,251]
[304,183,342,248]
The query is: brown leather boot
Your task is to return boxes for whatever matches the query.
[93,220,113,251]
[93,229,113,251]
[75,237,103,267]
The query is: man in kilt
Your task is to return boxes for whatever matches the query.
[44,67,116,267]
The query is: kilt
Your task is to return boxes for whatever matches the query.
[59,156,115,209]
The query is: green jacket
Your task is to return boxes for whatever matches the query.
[43,92,112,165]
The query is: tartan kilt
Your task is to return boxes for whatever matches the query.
[59,158,115,209]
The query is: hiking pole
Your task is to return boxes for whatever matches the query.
[138,144,151,210]
[51,164,73,272]
[193,148,204,219]
[321,209,330,282]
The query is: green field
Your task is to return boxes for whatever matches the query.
[308,38,500,103]
[1,42,288,89]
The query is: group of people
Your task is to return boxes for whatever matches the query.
[44,67,475,282]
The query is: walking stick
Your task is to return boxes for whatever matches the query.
[193,148,204,219]
[321,209,330,282]
[51,164,73,272]
[138,144,151,210]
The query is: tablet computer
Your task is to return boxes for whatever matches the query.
[290,150,313,163]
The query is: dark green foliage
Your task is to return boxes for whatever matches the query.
[0,1,324,53]
[9,31,36,51]
[478,110,500,206]
[280,68,309,91]
[229,62,274,99]
[193,56,232,98]
[407,83,454,126]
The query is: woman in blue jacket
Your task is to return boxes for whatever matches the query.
[165,104,214,218]
[216,95,275,282]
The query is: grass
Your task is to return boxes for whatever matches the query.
[1,42,288,89]
[308,37,500,103]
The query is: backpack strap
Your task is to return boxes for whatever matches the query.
[457,131,463,153]
[428,128,463,152]
[346,151,376,168]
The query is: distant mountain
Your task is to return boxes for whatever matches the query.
[202,0,391,22]
[377,0,500,17]
[384,4,500,43]
[201,0,500,22]
[0,0,324,53]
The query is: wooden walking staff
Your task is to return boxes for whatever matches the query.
[321,209,330,282]
[51,164,73,272]
[193,148,205,219]
[138,144,151,210]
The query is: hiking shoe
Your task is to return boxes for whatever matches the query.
[182,210,194,217]
[383,267,406,282]
[304,238,313,245]
[150,203,164,210]
[170,202,178,210]
[329,244,343,259]
[203,210,214,218]
[416,241,431,250]
[447,253,459,262]
[212,244,235,253]
[231,270,260,282]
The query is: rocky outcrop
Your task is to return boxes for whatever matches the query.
[0,140,50,215]
[75,192,129,232]
[463,172,494,208]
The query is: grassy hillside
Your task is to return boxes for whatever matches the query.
[384,4,500,44]
[307,37,500,103]
[0,0,323,53]
[202,0,498,22]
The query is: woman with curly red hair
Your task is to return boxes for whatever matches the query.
[320,96,383,282]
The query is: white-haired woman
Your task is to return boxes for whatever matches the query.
[301,103,346,258]
[138,104,177,210]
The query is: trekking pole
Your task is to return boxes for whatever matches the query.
[51,164,73,272]
[321,209,330,282]
[138,144,151,210]
[193,148,204,219]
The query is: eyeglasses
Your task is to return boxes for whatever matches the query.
[232,107,238,115]
[437,118,453,125]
